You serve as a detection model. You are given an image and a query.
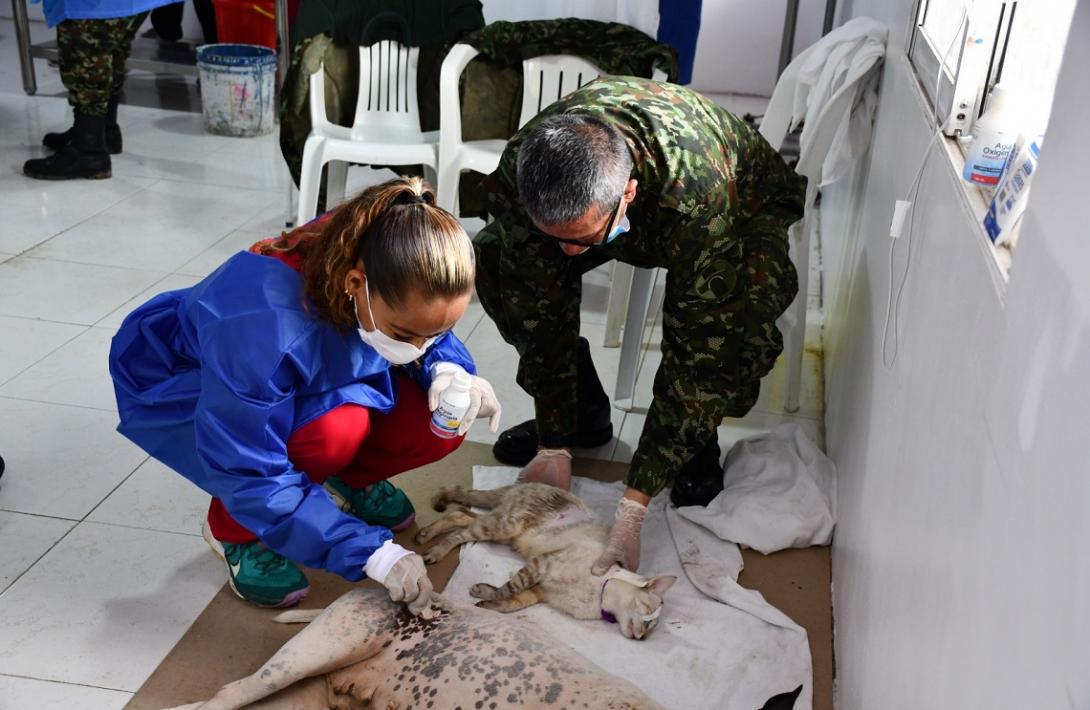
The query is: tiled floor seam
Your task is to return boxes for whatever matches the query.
[0,394,116,413]
[0,325,91,389]
[79,456,151,524]
[0,671,133,695]
[0,523,78,596]
[9,179,162,258]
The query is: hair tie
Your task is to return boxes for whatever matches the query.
[394,191,431,206]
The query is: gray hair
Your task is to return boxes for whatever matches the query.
[516,114,632,226]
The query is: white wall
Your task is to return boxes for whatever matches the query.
[690,0,830,96]
[823,0,1090,707]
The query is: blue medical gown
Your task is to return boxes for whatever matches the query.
[39,0,183,27]
[108,252,477,581]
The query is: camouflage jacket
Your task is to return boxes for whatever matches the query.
[475,77,806,497]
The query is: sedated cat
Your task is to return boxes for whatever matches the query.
[416,482,676,640]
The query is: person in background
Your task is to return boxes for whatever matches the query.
[145,0,217,44]
[23,0,178,180]
[109,177,501,612]
[475,77,805,575]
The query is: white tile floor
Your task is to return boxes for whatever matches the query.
[0,19,824,706]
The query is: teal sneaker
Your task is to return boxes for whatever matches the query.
[324,478,416,532]
[202,521,310,608]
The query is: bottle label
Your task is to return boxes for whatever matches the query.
[963,137,1017,186]
[430,403,464,439]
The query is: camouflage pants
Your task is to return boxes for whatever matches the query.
[57,13,148,116]
[624,205,798,496]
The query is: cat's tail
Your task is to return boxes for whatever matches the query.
[432,485,510,512]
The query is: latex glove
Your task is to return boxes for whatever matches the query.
[382,553,436,618]
[517,448,572,490]
[428,363,502,435]
[591,498,648,574]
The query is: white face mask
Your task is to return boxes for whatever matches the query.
[351,279,439,365]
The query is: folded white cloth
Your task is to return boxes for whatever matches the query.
[677,423,837,554]
[443,466,814,710]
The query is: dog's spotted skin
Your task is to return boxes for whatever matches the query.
[166,588,662,710]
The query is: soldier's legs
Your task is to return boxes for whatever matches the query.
[29,15,146,179]
[107,12,149,100]
[475,229,615,465]
[668,214,797,507]
[57,17,136,117]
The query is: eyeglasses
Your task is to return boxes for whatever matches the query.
[528,199,621,248]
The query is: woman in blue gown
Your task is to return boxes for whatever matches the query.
[109,177,501,612]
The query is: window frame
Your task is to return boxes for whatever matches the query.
[908,0,1018,137]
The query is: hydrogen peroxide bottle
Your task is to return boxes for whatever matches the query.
[430,371,471,438]
[963,85,1019,186]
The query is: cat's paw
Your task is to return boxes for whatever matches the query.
[414,527,435,544]
[422,547,446,565]
[475,599,513,613]
[469,582,498,600]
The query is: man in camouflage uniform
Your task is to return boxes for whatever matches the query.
[24,13,148,181]
[474,77,805,573]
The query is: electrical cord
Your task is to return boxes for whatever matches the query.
[882,1,974,368]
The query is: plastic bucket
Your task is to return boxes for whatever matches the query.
[211,0,276,48]
[196,44,276,137]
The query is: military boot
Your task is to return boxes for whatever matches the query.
[492,336,613,466]
[669,436,725,508]
[43,100,124,155]
[25,112,112,180]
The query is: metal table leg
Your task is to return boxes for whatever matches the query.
[11,0,37,95]
[276,0,295,227]
[613,267,659,412]
[275,0,290,87]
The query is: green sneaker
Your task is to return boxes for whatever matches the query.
[324,478,416,532]
[202,521,310,608]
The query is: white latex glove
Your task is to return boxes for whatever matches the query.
[382,553,436,618]
[591,498,648,574]
[516,448,573,490]
[428,363,502,435]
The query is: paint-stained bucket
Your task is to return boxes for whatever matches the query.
[196,44,276,137]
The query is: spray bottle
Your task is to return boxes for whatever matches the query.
[963,84,1020,186]
[430,371,471,438]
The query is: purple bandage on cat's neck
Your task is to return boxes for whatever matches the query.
[600,578,617,624]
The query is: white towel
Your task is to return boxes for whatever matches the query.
[676,423,836,555]
[442,466,814,710]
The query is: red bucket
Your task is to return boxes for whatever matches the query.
[211,0,276,49]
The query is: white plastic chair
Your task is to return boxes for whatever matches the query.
[296,40,440,225]
[436,44,605,215]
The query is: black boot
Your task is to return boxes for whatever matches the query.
[669,436,725,508]
[493,336,614,466]
[43,100,122,155]
[25,112,112,180]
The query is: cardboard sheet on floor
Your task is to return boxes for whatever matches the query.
[127,442,831,710]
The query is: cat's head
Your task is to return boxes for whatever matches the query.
[601,570,677,640]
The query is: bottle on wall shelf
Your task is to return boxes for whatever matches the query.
[962,84,1020,187]
[430,370,472,438]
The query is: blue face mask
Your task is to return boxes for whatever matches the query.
[605,215,630,244]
